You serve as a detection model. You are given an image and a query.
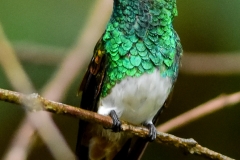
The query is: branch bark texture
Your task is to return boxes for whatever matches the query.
[0,88,234,160]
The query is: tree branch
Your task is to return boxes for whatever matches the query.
[157,92,240,132]
[41,0,112,101]
[0,23,75,160]
[12,43,240,75]
[181,53,240,75]
[0,88,234,160]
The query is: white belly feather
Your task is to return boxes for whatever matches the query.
[98,69,172,125]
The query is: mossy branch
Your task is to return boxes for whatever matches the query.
[0,88,234,160]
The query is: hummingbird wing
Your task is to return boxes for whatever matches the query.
[76,38,107,160]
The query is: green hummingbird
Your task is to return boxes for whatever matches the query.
[76,0,182,159]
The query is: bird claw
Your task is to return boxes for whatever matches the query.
[109,110,122,132]
[145,123,157,142]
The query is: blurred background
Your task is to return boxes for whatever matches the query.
[0,0,240,159]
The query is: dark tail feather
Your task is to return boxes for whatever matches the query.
[127,138,149,160]
[113,139,132,160]
[75,120,89,160]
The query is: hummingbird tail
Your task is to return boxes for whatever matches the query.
[76,120,89,160]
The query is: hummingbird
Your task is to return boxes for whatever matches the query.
[76,0,182,159]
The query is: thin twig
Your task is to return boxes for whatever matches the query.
[0,24,35,93]
[157,92,240,132]
[0,23,75,160]
[41,0,112,101]
[13,42,65,65]
[12,44,240,75]
[0,88,234,160]
[2,118,36,160]
[181,53,240,75]
[1,0,112,159]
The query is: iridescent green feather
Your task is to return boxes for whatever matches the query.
[101,0,182,97]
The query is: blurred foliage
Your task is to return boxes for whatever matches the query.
[0,0,240,159]
[175,0,240,52]
[0,0,95,47]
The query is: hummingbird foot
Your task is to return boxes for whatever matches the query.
[109,110,122,132]
[144,123,157,141]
